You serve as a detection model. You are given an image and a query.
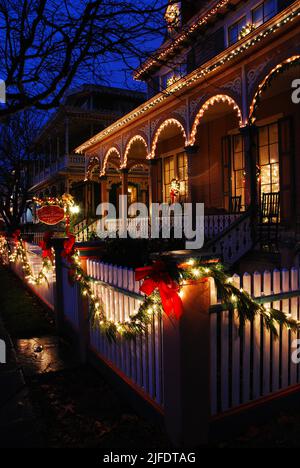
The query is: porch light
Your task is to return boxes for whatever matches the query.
[70,205,80,215]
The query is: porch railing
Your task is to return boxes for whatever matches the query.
[210,267,300,416]
[10,241,56,310]
[31,153,85,186]
[207,211,253,265]
[75,213,241,242]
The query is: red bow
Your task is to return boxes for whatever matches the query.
[39,232,54,263]
[12,229,21,243]
[135,260,183,319]
[61,228,76,264]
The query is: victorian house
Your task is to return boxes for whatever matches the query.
[75,0,300,269]
[27,85,146,227]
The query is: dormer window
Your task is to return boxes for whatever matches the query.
[165,1,182,36]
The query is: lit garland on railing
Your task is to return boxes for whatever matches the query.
[76,4,300,154]
[133,258,300,338]
[8,234,54,286]
[0,235,10,265]
[74,255,300,341]
[1,229,299,340]
[66,249,156,342]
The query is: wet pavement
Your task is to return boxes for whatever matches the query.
[0,319,42,448]
[15,335,78,377]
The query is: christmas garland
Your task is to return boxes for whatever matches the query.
[7,231,54,285]
[1,231,299,341]
[133,258,299,338]
[65,244,156,342]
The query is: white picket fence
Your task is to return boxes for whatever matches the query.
[86,259,164,408]
[210,267,300,416]
[61,258,81,330]
[11,242,56,310]
[75,214,240,242]
[8,239,300,425]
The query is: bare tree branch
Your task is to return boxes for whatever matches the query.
[0,0,167,118]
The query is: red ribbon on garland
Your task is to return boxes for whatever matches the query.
[61,227,76,264]
[12,229,21,243]
[135,260,183,319]
[39,232,54,263]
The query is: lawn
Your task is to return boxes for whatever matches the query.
[0,266,54,338]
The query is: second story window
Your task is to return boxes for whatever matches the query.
[252,0,277,28]
[161,63,187,90]
[228,16,247,46]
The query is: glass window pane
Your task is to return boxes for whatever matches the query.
[236,170,244,188]
[270,143,279,163]
[260,146,269,165]
[229,25,238,45]
[260,165,271,186]
[269,123,278,144]
[234,152,243,170]
[253,5,264,27]
[271,163,280,184]
[238,17,247,34]
[265,0,276,21]
[234,135,243,152]
[259,126,269,146]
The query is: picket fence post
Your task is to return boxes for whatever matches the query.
[52,238,67,332]
[162,271,211,447]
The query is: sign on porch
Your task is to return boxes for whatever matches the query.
[37,205,65,225]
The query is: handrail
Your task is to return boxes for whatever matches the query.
[205,210,252,248]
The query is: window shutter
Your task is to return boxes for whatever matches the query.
[278,116,295,225]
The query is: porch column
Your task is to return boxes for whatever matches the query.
[100,176,108,204]
[241,124,259,241]
[185,145,199,203]
[241,125,259,211]
[148,159,158,217]
[120,168,129,222]
[121,168,129,196]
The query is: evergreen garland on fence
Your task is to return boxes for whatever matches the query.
[1,234,299,342]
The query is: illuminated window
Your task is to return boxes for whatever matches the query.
[163,152,188,202]
[231,134,245,209]
[258,123,280,198]
[177,152,188,202]
[164,156,175,202]
[228,16,247,46]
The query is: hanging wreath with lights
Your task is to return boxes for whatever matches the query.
[238,23,255,41]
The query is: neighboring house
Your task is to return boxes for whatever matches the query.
[76,0,300,268]
[27,85,146,224]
